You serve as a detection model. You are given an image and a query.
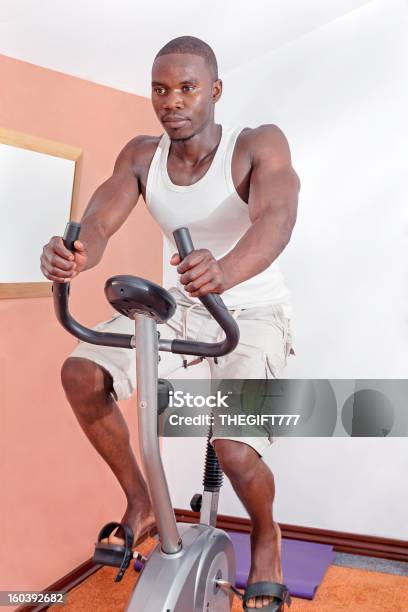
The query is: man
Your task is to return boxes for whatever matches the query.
[41,36,299,610]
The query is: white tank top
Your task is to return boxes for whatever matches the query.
[145,124,292,316]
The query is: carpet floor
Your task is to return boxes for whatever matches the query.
[49,537,408,612]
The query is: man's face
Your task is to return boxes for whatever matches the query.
[151,53,221,141]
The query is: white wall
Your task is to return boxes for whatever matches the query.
[220,0,408,380]
[0,0,371,96]
[163,0,408,539]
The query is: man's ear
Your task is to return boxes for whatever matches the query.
[213,79,223,103]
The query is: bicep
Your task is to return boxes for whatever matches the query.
[248,126,300,229]
[81,143,141,238]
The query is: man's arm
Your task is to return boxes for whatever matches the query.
[78,137,143,270]
[40,137,144,283]
[218,124,300,289]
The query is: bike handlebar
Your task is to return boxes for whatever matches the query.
[52,222,239,356]
[52,222,134,348]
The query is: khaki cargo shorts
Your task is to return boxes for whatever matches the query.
[69,287,293,457]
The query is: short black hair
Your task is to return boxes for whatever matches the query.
[154,36,218,81]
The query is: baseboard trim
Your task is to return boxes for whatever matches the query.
[16,512,407,611]
[175,508,408,563]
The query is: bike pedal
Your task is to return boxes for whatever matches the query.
[133,551,147,572]
[215,579,243,598]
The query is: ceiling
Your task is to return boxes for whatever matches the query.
[0,0,372,97]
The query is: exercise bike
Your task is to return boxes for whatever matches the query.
[54,222,292,611]
[53,221,246,611]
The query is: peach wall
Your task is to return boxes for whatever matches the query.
[0,54,162,595]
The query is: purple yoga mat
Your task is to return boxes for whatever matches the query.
[228,531,334,600]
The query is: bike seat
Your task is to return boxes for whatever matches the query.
[105,275,176,323]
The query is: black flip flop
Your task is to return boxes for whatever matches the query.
[243,581,291,611]
[92,521,134,582]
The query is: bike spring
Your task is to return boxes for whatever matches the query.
[202,429,224,492]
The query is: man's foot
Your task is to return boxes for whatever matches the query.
[245,521,283,609]
[101,502,156,548]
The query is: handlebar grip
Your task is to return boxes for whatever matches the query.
[63,221,81,252]
[173,227,228,312]
[173,227,194,259]
[54,220,133,349]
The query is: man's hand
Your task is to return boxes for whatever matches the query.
[40,236,88,282]
[170,248,228,298]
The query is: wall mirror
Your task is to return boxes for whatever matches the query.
[0,127,82,298]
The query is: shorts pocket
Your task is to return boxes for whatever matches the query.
[274,307,294,364]
[284,318,294,361]
[264,351,284,379]
[264,315,293,379]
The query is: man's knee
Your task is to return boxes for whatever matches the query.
[61,357,114,401]
[212,439,259,481]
